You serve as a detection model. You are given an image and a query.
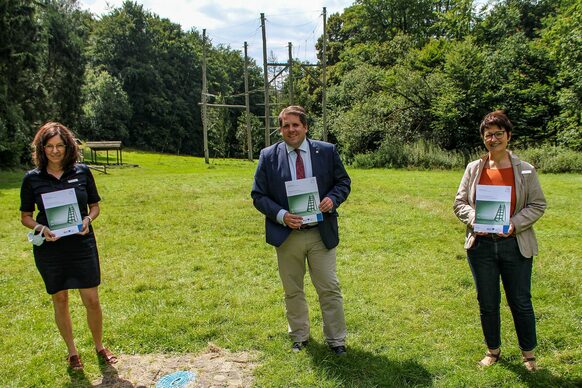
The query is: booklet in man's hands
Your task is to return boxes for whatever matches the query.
[41,188,83,237]
[474,184,511,234]
[285,177,323,224]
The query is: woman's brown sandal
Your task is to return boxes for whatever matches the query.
[96,348,118,365]
[66,354,83,370]
[523,356,538,372]
[478,351,501,367]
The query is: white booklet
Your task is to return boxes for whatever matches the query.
[41,188,83,237]
[285,177,323,224]
[474,184,511,234]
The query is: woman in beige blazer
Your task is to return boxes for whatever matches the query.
[454,110,546,372]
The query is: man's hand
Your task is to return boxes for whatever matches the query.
[319,197,334,213]
[284,212,304,230]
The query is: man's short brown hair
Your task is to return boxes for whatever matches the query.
[278,105,307,127]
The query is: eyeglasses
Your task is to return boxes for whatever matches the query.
[483,130,506,140]
[44,144,66,151]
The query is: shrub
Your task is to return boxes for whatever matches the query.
[352,141,409,168]
[351,142,582,173]
[515,146,582,173]
[406,140,467,170]
[352,140,479,170]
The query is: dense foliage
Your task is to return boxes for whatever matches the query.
[0,0,580,168]
[297,0,581,162]
[0,0,263,167]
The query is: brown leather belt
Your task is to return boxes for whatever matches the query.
[298,224,318,230]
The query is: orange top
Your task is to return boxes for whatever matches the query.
[479,167,516,215]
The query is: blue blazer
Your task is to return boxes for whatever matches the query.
[251,139,351,249]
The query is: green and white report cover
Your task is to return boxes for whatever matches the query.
[474,184,511,234]
[41,188,83,237]
[285,177,323,224]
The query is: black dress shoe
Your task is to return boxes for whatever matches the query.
[330,345,347,356]
[292,340,309,352]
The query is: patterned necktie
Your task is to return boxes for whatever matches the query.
[295,149,305,180]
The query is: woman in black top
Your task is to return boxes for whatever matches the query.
[20,122,117,370]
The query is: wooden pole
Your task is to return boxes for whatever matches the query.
[261,13,270,147]
[322,7,328,142]
[202,29,209,163]
[288,42,294,104]
[244,42,253,161]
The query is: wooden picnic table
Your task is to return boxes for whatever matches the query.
[85,141,123,165]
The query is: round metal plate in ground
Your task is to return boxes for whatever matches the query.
[155,370,197,388]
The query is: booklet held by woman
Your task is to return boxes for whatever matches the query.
[474,184,511,234]
[41,188,83,237]
[285,177,323,224]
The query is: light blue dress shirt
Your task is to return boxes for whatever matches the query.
[276,139,313,225]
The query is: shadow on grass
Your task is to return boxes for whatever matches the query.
[503,361,581,388]
[65,363,133,387]
[306,341,432,387]
[65,368,91,388]
[93,362,133,387]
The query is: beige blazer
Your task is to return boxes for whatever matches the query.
[453,151,546,258]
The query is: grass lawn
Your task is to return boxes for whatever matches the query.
[0,150,580,387]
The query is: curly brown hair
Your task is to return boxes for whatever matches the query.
[32,122,79,170]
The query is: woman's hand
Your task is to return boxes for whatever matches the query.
[43,227,59,242]
[78,217,91,235]
[471,221,488,236]
[497,222,515,237]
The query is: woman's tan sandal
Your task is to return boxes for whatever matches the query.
[478,351,501,367]
[66,354,83,370]
[96,348,118,365]
[523,356,538,372]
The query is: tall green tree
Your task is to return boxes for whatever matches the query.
[430,37,487,149]
[0,0,47,167]
[84,1,260,156]
[480,33,557,145]
[541,0,582,150]
[432,0,475,40]
[43,0,92,129]
[475,0,556,44]
[86,1,203,154]
[80,68,131,141]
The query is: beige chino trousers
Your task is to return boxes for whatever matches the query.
[275,227,346,347]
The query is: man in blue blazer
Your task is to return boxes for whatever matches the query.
[251,106,351,355]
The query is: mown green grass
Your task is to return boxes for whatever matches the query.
[0,150,580,387]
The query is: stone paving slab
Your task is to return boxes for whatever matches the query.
[91,344,258,387]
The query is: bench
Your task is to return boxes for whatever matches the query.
[85,141,123,165]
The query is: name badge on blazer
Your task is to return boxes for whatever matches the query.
[68,178,79,183]
[521,170,532,175]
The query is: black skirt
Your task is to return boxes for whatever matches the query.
[33,232,101,294]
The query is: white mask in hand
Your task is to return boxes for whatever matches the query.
[27,225,46,246]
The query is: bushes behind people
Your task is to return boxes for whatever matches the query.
[351,141,582,173]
